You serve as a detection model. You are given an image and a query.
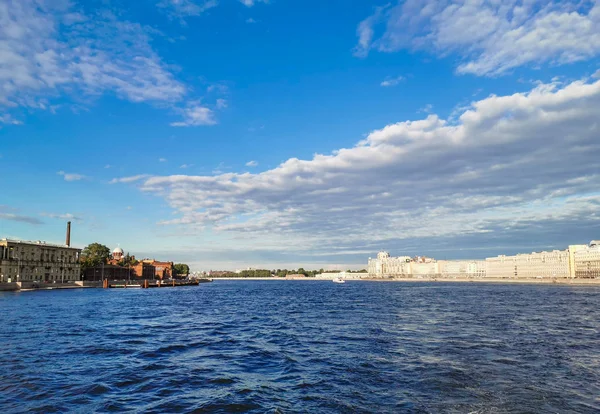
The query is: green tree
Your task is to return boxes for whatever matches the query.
[174,263,190,276]
[80,243,111,272]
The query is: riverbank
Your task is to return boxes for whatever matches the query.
[0,281,102,292]
[364,277,600,285]
[211,277,600,285]
[0,279,210,292]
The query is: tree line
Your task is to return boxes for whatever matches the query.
[216,268,368,278]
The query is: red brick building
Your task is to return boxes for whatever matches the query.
[106,247,174,280]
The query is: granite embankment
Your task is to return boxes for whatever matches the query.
[0,281,101,292]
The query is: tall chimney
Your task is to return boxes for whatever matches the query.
[66,221,71,247]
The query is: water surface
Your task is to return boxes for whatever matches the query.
[1,281,599,413]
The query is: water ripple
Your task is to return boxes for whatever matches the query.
[1,282,600,412]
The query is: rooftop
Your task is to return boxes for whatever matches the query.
[0,238,81,250]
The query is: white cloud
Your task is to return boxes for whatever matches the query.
[246,18,257,24]
[419,104,433,114]
[0,0,217,127]
[245,160,258,167]
[0,205,43,225]
[239,0,268,7]
[57,171,85,181]
[171,103,217,126]
[180,164,194,169]
[104,164,112,169]
[135,77,600,257]
[40,212,82,221]
[159,158,168,163]
[157,0,218,20]
[109,174,150,184]
[380,75,405,87]
[216,98,228,109]
[355,1,600,76]
[0,114,23,125]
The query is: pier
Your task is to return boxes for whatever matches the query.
[104,279,207,288]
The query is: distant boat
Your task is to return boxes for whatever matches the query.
[332,277,345,284]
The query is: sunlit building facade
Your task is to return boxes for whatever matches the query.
[573,241,600,278]
[486,250,570,279]
[439,260,486,278]
[368,241,599,279]
[0,239,81,283]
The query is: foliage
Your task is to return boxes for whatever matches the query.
[213,267,365,278]
[174,263,190,276]
[118,253,137,267]
[80,243,110,271]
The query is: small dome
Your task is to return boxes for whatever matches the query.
[113,247,124,254]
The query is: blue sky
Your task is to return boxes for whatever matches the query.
[1,0,600,270]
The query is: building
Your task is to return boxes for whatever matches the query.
[368,252,412,277]
[143,259,174,279]
[439,260,486,278]
[0,239,81,283]
[108,246,125,265]
[106,245,174,280]
[573,241,600,278]
[368,241,600,279]
[83,264,131,281]
[485,250,570,279]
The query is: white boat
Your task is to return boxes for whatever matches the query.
[332,277,345,284]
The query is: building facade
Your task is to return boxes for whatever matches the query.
[0,239,81,283]
[106,245,174,280]
[439,260,486,278]
[368,242,599,279]
[368,252,412,277]
[573,241,600,278]
[83,264,131,281]
[486,250,570,279]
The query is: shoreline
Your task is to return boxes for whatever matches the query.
[211,277,600,285]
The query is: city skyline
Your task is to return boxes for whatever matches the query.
[1,0,600,270]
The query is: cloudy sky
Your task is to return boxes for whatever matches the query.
[1,0,599,270]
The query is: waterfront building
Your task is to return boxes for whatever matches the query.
[573,241,600,278]
[439,260,486,278]
[410,261,439,276]
[143,259,174,279]
[107,245,174,279]
[0,239,81,283]
[368,252,412,277]
[368,241,600,279]
[483,255,515,278]
[485,250,570,279]
[111,246,124,262]
[83,264,131,281]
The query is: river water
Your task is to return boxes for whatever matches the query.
[1,281,599,413]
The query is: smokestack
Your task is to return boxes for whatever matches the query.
[66,221,71,247]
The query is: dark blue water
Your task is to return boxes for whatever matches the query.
[1,281,599,413]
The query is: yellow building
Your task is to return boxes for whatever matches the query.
[0,239,81,283]
[573,241,600,278]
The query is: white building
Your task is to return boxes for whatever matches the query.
[439,260,486,278]
[368,252,412,277]
[367,242,600,279]
[485,250,570,279]
[573,241,600,278]
[0,239,81,283]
